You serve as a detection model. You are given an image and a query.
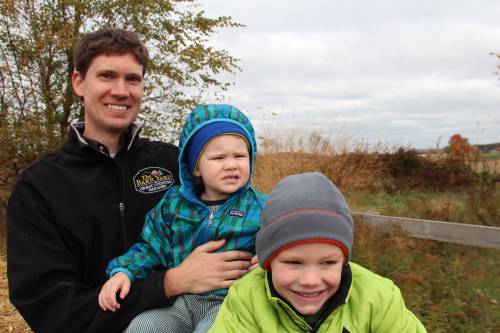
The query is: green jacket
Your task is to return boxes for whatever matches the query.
[209,262,426,333]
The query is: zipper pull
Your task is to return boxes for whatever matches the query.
[208,210,214,226]
[119,202,125,216]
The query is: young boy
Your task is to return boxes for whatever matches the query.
[98,104,266,332]
[209,172,427,332]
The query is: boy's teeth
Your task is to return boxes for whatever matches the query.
[297,291,321,297]
[107,104,128,111]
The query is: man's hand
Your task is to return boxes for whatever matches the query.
[249,255,260,271]
[163,239,252,297]
[98,272,131,312]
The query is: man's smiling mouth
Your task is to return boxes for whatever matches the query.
[106,104,128,111]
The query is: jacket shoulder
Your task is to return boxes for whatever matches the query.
[223,268,268,313]
[350,262,396,292]
[16,148,65,182]
[246,187,267,206]
[137,139,179,155]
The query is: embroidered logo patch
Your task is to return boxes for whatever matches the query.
[133,167,174,194]
[229,209,246,218]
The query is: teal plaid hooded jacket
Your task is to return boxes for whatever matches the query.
[106,104,266,296]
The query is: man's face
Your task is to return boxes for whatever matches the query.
[270,242,344,316]
[72,52,143,140]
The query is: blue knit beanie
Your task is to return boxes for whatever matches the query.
[185,121,251,174]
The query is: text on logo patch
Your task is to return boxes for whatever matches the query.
[133,167,174,194]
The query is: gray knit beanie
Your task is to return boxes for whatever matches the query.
[256,172,353,270]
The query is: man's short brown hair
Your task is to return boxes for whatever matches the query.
[73,28,149,78]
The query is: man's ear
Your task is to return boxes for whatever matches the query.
[72,70,84,97]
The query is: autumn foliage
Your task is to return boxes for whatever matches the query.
[448,134,478,163]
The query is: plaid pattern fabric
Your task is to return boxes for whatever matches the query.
[124,294,224,333]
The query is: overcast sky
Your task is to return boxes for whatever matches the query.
[200,0,500,149]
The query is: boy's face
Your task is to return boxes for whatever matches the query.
[72,52,143,140]
[195,134,250,201]
[270,242,344,316]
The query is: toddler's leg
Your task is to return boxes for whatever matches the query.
[185,295,224,333]
[124,296,193,333]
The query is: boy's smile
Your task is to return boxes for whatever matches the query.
[195,134,250,201]
[270,242,344,316]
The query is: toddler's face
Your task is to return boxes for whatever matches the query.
[195,134,250,201]
[270,242,344,316]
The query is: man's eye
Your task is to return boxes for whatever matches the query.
[128,76,142,84]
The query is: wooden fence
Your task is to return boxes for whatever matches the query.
[352,212,500,250]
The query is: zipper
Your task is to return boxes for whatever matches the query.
[119,202,125,216]
[208,210,215,226]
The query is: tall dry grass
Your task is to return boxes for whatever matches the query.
[0,256,31,332]
[252,132,387,193]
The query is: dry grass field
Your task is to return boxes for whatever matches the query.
[0,256,31,332]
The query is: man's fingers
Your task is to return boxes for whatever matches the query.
[220,250,252,262]
[222,259,251,271]
[193,239,226,253]
[250,255,259,265]
[249,262,260,271]
[222,269,250,281]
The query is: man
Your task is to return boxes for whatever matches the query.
[7,28,253,333]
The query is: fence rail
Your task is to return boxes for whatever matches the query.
[352,212,500,250]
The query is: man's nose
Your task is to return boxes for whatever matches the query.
[111,79,130,98]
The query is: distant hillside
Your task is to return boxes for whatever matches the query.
[474,142,500,153]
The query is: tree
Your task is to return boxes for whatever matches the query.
[448,134,478,163]
[0,0,241,141]
[0,0,242,242]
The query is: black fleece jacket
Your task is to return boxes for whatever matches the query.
[7,124,179,333]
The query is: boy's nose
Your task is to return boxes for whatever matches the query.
[224,158,237,169]
[298,268,321,287]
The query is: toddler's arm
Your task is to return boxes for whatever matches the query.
[98,272,131,312]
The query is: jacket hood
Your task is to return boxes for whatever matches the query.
[178,104,257,203]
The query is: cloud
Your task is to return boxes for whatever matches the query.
[202,0,500,148]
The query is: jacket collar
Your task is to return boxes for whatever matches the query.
[69,122,142,155]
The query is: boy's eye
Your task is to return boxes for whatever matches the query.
[283,260,301,265]
[321,260,338,266]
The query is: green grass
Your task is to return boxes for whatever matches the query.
[353,221,500,332]
[346,183,500,227]
[479,152,500,160]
